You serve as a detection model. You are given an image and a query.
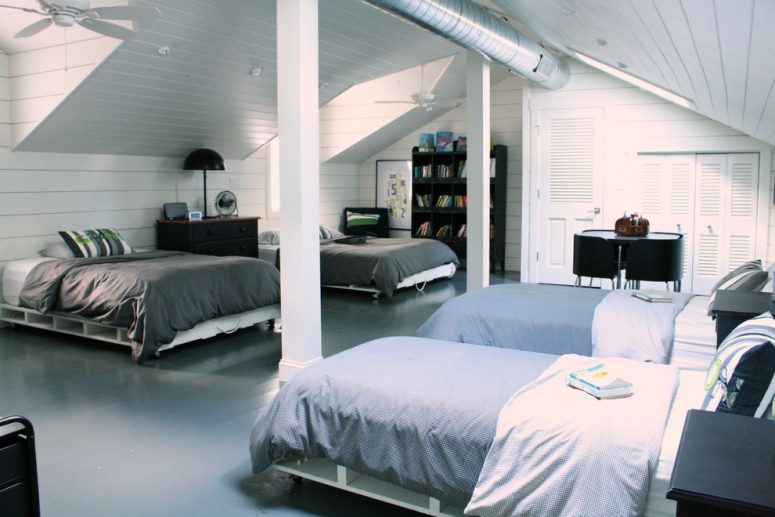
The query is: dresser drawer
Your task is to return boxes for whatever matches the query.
[192,220,257,242]
[0,440,28,487]
[193,238,258,257]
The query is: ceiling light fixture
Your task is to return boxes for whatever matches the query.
[573,50,694,109]
[250,67,263,77]
[158,46,170,56]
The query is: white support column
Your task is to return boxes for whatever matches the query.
[466,51,491,291]
[277,0,322,382]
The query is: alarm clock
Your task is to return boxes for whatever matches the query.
[188,211,203,221]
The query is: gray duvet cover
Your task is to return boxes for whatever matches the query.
[249,336,557,508]
[319,237,458,296]
[19,251,280,363]
[417,283,609,355]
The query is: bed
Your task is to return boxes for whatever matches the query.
[416,277,767,371]
[249,336,709,516]
[1,250,281,363]
[258,209,459,297]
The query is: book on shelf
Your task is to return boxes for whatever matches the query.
[435,224,452,237]
[489,158,496,177]
[456,160,466,177]
[566,363,633,399]
[414,221,432,236]
[455,136,467,151]
[456,224,467,237]
[419,133,435,152]
[435,131,454,152]
[632,292,673,303]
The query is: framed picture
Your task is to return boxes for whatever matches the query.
[376,160,412,230]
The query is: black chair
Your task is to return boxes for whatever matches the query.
[573,233,619,288]
[624,233,684,291]
[0,416,40,517]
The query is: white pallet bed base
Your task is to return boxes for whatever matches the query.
[271,456,464,517]
[322,263,457,299]
[0,303,281,353]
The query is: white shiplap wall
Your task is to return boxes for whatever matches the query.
[358,76,525,272]
[523,61,775,277]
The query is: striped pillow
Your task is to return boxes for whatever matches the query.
[59,228,132,258]
[702,313,775,418]
[346,211,380,228]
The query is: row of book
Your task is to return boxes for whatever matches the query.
[411,159,497,178]
[433,194,467,208]
[414,194,493,208]
[413,222,495,239]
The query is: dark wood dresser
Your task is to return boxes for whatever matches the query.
[157,217,259,258]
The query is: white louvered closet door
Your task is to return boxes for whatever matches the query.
[536,107,604,285]
[693,153,760,294]
[637,154,696,290]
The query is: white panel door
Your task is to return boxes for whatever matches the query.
[535,108,604,285]
[692,153,760,294]
[637,154,696,290]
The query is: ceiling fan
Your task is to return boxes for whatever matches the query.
[0,0,162,40]
[375,62,462,112]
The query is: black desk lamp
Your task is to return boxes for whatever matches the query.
[183,148,225,219]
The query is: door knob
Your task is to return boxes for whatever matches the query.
[676,223,682,233]
[707,225,714,234]
[587,207,601,215]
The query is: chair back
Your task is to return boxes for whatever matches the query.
[342,207,390,237]
[573,233,618,280]
[625,234,684,282]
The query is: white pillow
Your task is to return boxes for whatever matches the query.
[259,230,281,245]
[40,242,76,259]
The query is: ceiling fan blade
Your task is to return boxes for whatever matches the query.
[0,3,46,14]
[84,5,162,21]
[15,18,53,38]
[78,17,137,39]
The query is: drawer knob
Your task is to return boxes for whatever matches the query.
[239,226,246,233]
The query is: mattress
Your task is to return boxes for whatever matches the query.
[251,337,706,515]
[1,257,57,305]
[670,295,716,371]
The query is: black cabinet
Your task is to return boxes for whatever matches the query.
[411,144,507,270]
[709,289,771,346]
[157,217,259,258]
[667,409,775,516]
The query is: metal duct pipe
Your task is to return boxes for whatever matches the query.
[362,0,570,89]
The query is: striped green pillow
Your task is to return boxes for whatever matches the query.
[346,211,380,228]
[59,228,132,258]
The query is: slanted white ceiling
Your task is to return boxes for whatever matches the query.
[493,0,775,147]
[11,0,461,158]
[5,0,774,158]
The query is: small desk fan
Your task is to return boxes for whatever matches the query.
[215,190,237,217]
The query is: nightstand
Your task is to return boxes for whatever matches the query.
[157,217,259,258]
[709,290,771,346]
[666,409,775,517]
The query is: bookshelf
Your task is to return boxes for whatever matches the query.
[411,144,507,270]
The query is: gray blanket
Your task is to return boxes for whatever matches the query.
[249,337,558,508]
[320,237,458,296]
[19,251,280,363]
[417,284,609,355]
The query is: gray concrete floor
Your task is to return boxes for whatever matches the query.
[0,270,517,516]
